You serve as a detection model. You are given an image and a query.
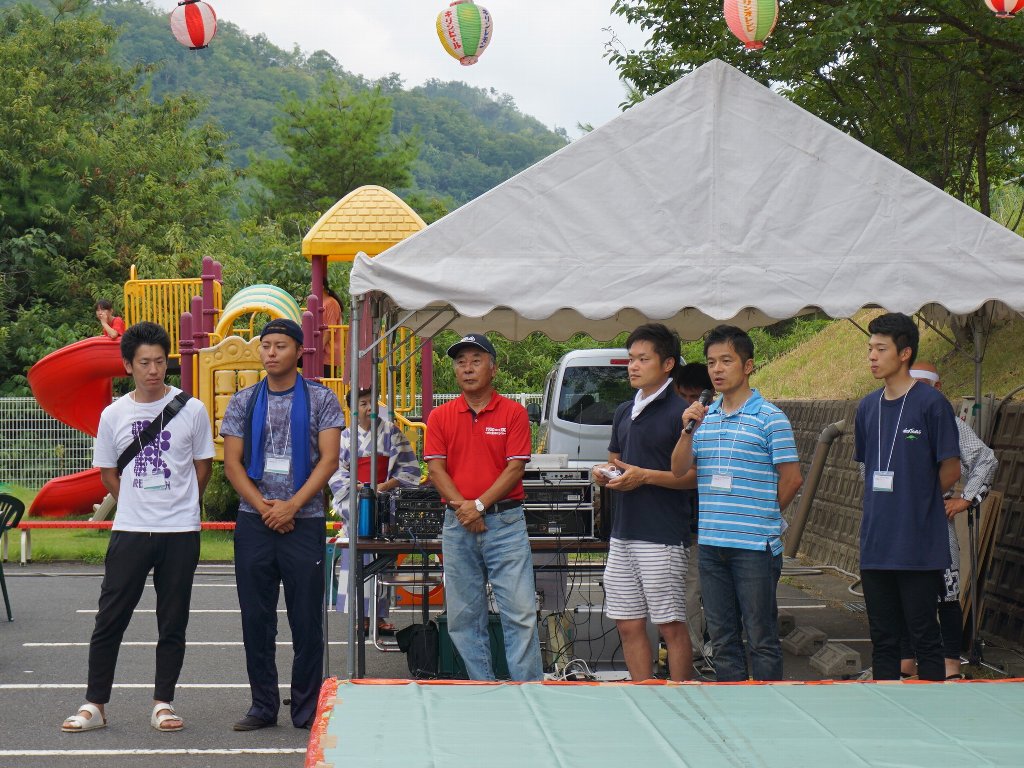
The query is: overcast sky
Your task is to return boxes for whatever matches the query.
[151,0,650,135]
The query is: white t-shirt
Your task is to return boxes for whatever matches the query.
[93,387,215,532]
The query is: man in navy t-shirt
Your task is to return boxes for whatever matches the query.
[222,319,344,730]
[854,313,960,681]
[592,323,694,681]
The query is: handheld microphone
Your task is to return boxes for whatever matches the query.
[684,389,713,434]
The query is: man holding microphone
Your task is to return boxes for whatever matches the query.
[671,325,802,682]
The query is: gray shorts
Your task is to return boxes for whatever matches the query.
[604,538,688,624]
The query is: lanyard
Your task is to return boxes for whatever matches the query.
[266,401,292,456]
[714,394,752,473]
[877,384,912,473]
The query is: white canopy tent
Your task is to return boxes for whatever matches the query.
[350,58,1024,342]
[343,60,1024,677]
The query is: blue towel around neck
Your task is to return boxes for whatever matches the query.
[244,377,312,495]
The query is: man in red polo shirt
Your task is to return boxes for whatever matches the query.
[424,333,542,681]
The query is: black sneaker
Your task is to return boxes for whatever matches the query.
[233,715,276,731]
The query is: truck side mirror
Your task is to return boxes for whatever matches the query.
[526,402,541,424]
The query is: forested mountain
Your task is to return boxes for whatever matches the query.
[0,0,576,393]
[94,0,569,204]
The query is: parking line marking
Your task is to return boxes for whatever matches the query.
[776,605,828,609]
[1,684,286,689]
[75,608,442,614]
[24,641,350,647]
[77,609,250,614]
[827,638,871,643]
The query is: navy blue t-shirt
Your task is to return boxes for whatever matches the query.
[854,382,960,570]
[608,385,690,546]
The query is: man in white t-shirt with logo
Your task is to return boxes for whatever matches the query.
[61,321,214,734]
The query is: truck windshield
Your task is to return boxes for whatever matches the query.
[556,366,632,425]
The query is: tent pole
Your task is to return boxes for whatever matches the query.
[360,299,381,678]
[346,295,362,680]
[974,320,984,435]
[422,339,434,422]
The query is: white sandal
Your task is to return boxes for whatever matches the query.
[150,702,183,732]
[61,703,107,733]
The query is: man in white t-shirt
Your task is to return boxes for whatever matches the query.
[61,322,214,734]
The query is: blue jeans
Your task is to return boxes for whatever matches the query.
[699,544,783,681]
[441,506,542,681]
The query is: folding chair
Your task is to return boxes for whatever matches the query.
[0,494,26,621]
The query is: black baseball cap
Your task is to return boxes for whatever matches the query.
[260,318,304,345]
[447,333,496,359]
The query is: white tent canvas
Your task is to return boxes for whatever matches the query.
[351,59,1024,341]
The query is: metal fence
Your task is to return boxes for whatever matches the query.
[0,393,544,490]
[0,397,95,490]
[429,393,543,409]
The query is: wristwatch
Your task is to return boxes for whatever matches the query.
[474,499,486,513]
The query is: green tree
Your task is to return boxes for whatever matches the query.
[249,78,420,220]
[607,0,1024,214]
[0,0,571,206]
[0,4,233,393]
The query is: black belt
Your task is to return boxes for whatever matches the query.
[485,499,522,514]
[448,499,522,514]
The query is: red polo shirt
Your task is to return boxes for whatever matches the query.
[424,391,531,502]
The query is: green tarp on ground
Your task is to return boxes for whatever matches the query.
[315,679,1024,768]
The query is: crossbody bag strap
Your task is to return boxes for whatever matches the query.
[116,391,192,475]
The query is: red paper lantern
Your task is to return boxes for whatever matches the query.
[170,0,218,50]
[984,0,1024,16]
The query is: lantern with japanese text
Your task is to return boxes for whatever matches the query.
[170,0,218,50]
[984,0,1024,17]
[724,0,778,50]
[436,1,493,66]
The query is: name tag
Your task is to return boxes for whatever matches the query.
[265,455,290,475]
[142,471,166,492]
[873,471,895,493]
[710,473,733,492]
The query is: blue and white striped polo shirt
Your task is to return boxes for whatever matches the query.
[692,389,799,555]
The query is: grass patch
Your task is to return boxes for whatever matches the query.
[3,527,236,564]
[754,311,1024,402]
[0,482,36,508]
[1,484,236,562]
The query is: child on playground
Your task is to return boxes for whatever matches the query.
[96,299,126,340]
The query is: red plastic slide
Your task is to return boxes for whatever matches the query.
[27,337,126,517]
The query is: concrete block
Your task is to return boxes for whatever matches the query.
[777,611,796,638]
[781,625,828,656]
[809,642,863,678]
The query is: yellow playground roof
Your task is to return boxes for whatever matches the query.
[302,185,426,261]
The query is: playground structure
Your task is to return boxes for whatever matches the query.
[27,185,430,515]
[301,184,433,454]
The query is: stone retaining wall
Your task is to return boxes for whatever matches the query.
[779,399,1024,649]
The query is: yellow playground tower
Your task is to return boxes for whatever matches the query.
[124,185,429,461]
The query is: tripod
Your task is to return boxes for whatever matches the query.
[965,497,1003,673]
[965,499,983,666]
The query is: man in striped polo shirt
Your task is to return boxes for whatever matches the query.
[671,325,803,681]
